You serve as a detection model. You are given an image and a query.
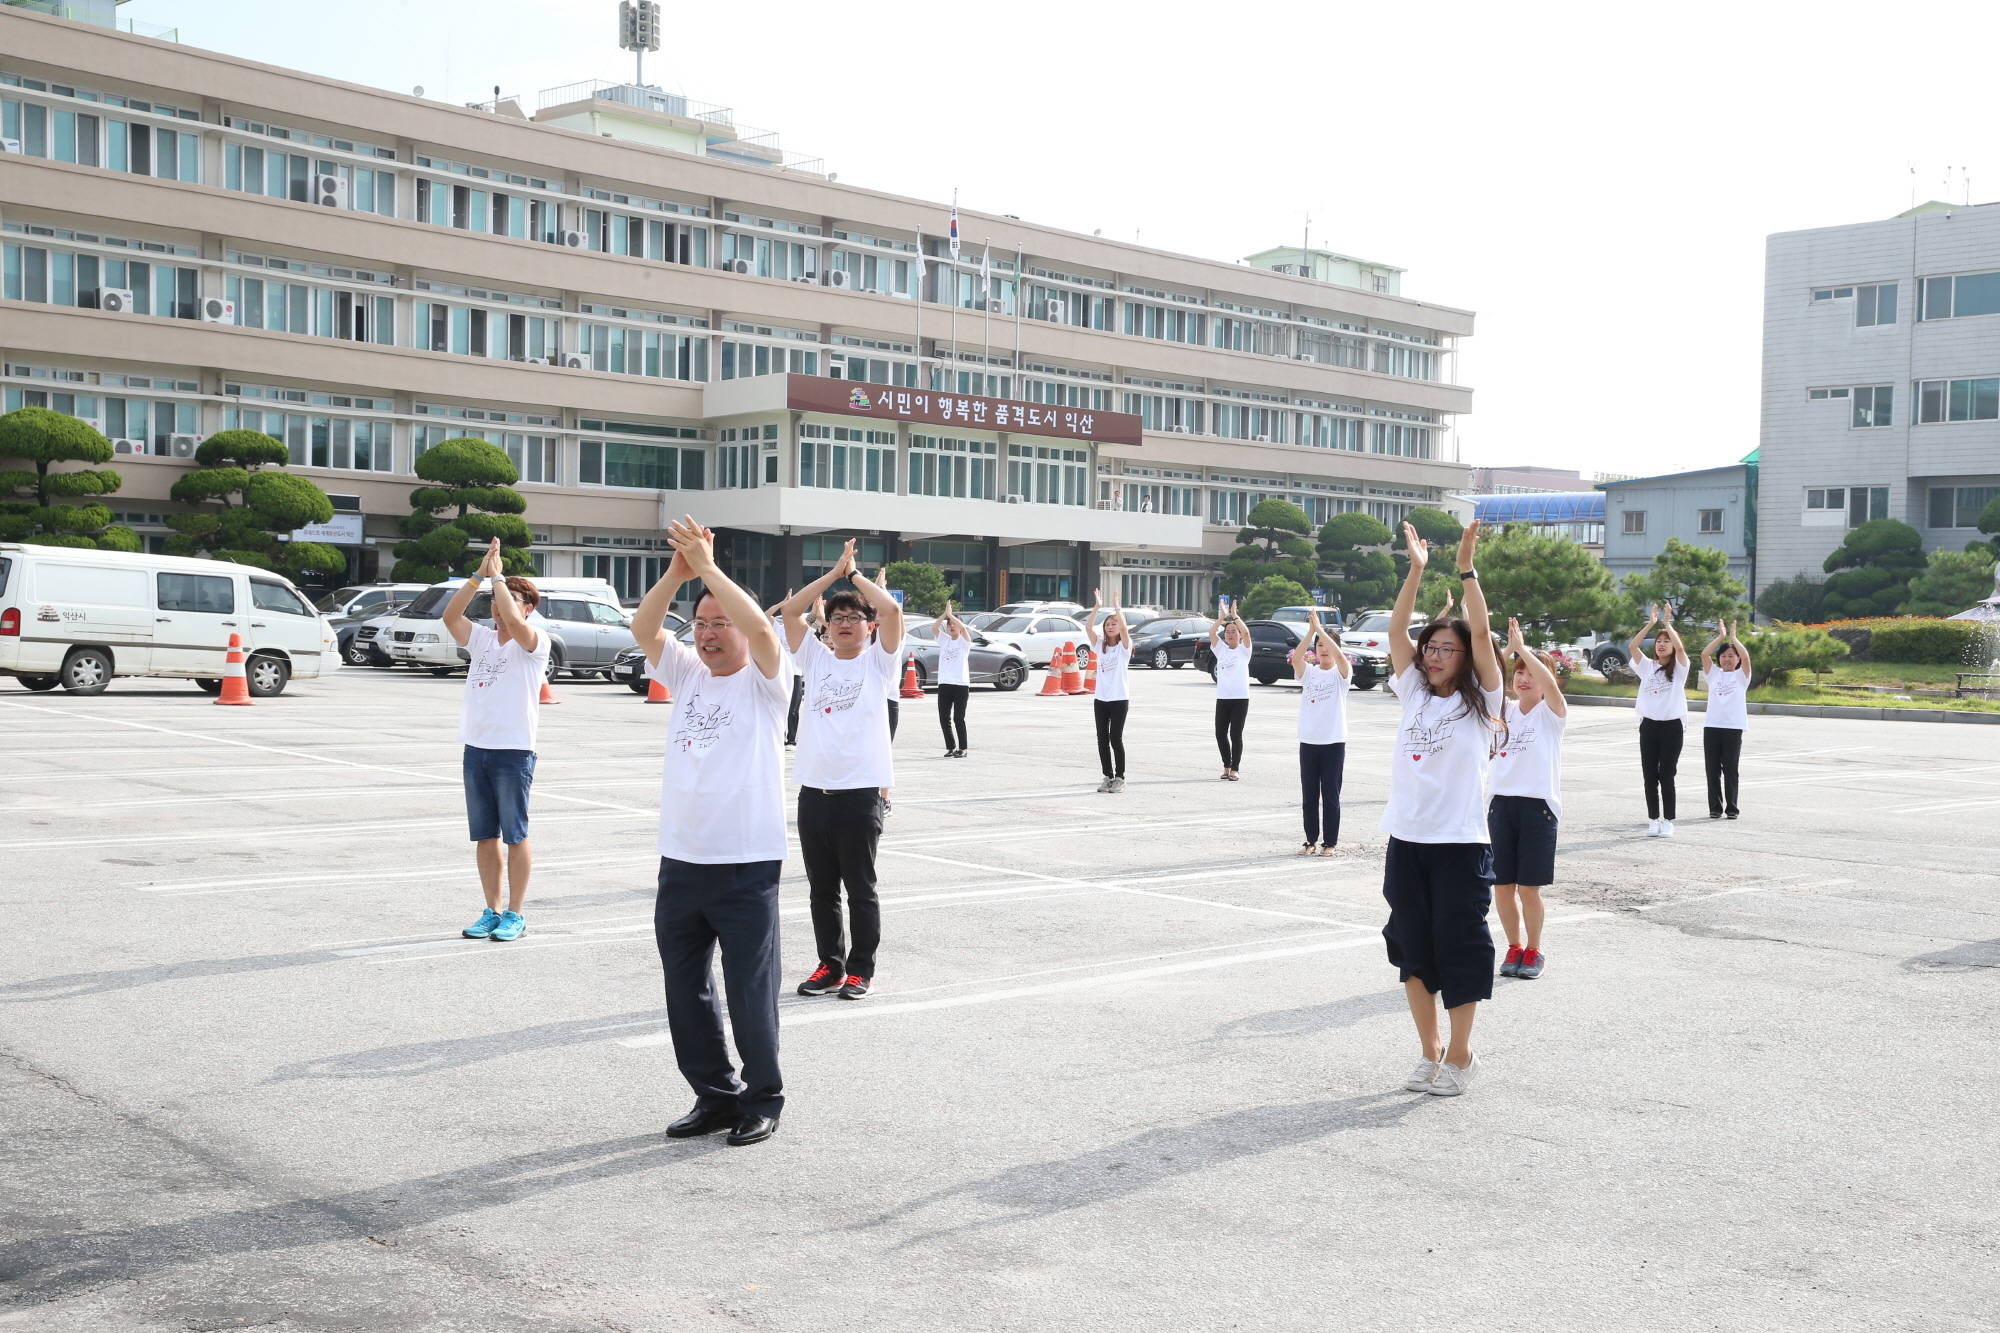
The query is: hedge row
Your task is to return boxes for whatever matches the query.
[1869,619,1992,664]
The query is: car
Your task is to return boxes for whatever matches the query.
[1081,605,1164,633]
[992,600,1087,620]
[974,612,1094,669]
[1266,605,1343,629]
[1131,614,1214,670]
[330,599,414,667]
[1340,608,1419,654]
[606,614,700,692]
[384,577,626,679]
[312,582,431,619]
[1197,619,1386,690]
[900,618,1031,691]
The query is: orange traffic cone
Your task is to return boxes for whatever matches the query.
[1034,648,1067,697]
[899,653,924,699]
[1060,641,1086,695]
[1081,653,1098,696]
[215,633,253,706]
[646,676,672,704]
[539,678,560,704]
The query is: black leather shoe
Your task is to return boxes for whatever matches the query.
[726,1114,779,1146]
[666,1104,737,1139]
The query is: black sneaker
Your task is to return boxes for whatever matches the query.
[838,974,872,1000]
[797,962,842,996]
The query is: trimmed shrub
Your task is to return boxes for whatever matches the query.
[1241,574,1311,621]
[1742,626,1848,687]
[879,560,950,617]
[1869,618,1989,665]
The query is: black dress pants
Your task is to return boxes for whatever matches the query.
[785,675,804,746]
[1093,699,1129,777]
[1703,726,1743,816]
[653,856,784,1119]
[937,682,969,750]
[798,785,883,978]
[1299,741,1346,846]
[1638,717,1685,820]
[1215,698,1249,769]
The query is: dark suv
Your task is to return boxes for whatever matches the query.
[1131,614,1214,670]
[1197,620,1385,690]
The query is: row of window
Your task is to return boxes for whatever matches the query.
[1620,509,1728,536]
[1813,273,2000,324]
[1807,378,2000,425]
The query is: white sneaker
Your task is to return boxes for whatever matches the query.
[1404,1057,1442,1092]
[1646,819,1661,837]
[1109,777,1126,793]
[1096,777,1114,793]
[1659,820,1674,838]
[1429,1054,1481,1097]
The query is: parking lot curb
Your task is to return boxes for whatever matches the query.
[1561,693,2000,725]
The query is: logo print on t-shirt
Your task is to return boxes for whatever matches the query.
[1404,712,1454,761]
[812,673,865,716]
[670,696,733,754]
[468,647,514,690]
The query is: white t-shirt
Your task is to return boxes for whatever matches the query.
[1490,699,1568,819]
[1094,641,1131,702]
[1296,660,1349,745]
[882,635,906,699]
[1704,664,1749,730]
[791,633,899,790]
[1212,640,1252,700]
[645,639,794,864]
[1635,656,1690,722]
[1380,664,1505,845]
[458,621,550,751]
[937,628,970,686]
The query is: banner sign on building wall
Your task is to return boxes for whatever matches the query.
[290,514,365,544]
[787,375,1143,447]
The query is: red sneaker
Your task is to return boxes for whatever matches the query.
[838,974,872,1000]
[1518,949,1545,980]
[796,962,841,996]
[1500,944,1524,978]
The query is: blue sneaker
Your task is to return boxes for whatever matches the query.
[491,910,526,942]
[463,908,502,939]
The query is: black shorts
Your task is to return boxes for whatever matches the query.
[1382,837,1495,1010]
[1487,794,1558,886]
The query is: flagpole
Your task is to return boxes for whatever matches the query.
[981,238,991,390]
[948,190,959,381]
[913,228,925,391]
[1013,244,1024,401]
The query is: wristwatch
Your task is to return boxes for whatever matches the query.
[1458,567,1479,580]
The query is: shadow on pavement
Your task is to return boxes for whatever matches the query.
[0,948,347,1003]
[1905,937,2000,970]
[861,1091,1430,1245]
[1211,989,1409,1040]
[264,1010,664,1083]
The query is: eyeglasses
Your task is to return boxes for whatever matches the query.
[691,619,735,632]
[1421,641,1463,658]
[826,613,870,627]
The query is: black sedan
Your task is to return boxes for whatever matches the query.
[1130,614,1214,670]
[606,615,694,692]
[1196,620,1386,689]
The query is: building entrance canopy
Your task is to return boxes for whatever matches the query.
[786,375,1142,446]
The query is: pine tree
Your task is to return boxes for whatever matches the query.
[391,438,533,583]
[0,407,139,551]
[165,430,344,576]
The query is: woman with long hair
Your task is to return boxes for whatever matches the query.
[1630,604,1689,837]
[935,599,972,758]
[1700,621,1751,820]
[1209,599,1252,780]
[1381,519,1503,1098]
[1490,619,1567,982]
[1289,606,1350,855]
[1086,589,1133,793]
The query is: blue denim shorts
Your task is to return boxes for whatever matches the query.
[464,745,536,844]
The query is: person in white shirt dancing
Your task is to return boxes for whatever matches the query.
[777,540,902,1001]
[632,517,795,1147]
[1208,600,1253,781]
[935,600,972,758]
[1630,604,1690,837]
[1288,607,1351,855]
[1380,520,1503,1097]
[1700,622,1752,820]
[1489,619,1568,982]
[1085,589,1133,793]
[442,539,550,944]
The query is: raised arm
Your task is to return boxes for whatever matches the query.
[850,561,905,654]
[1087,589,1105,651]
[1456,521,1500,693]
[1509,617,1564,718]
[939,599,966,640]
[1388,522,1428,677]
[669,516,784,679]
[442,540,503,647]
[1658,613,1690,670]
[777,540,854,652]
[1432,586,1456,625]
[1728,620,1751,677]
[485,551,539,654]
[1629,603,1659,666]
[1106,586,1131,651]
[1700,622,1726,673]
[633,541,694,667]
[1209,596,1235,647]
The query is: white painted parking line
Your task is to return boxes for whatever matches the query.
[16,809,646,851]
[1634,879,1852,911]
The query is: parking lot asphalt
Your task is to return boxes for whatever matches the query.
[3,662,1998,1332]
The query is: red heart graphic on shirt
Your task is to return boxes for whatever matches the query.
[1412,754,1422,761]
[824,707,833,713]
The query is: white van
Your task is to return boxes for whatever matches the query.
[0,543,336,696]
[383,577,623,677]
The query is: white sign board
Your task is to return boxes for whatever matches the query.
[291,514,364,544]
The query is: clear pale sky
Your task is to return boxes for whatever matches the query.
[123,0,2000,477]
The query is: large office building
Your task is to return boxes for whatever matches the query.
[1,6,1475,610]
[1760,201,2000,595]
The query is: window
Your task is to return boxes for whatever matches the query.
[1622,510,1647,535]
[801,424,897,492]
[504,434,557,484]
[1917,377,2000,423]
[1805,488,1843,511]
[1921,271,2000,321]
[1930,485,2000,529]
[1698,509,1725,534]
[1811,286,1855,301]
[157,572,235,614]
[579,439,701,490]
[1852,385,1893,427]
[4,241,197,319]
[579,323,707,381]
[1856,283,1898,326]
[907,434,996,499]
[250,581,313,616]
[1006,444,1088,506]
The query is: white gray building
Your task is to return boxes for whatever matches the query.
[1597,464,1751,586]
[1759,201,2000,595]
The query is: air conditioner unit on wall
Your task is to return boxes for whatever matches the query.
[170,434,200,458]
[113,438,146,455]
[1043,300,1064,320]
[313,174,347,208]
[98,288,136,314]
[1,138,21,154]
[560,230,586,248]
[825,268,850,287]
[1254,435,1270,442]
[562,353,586,369]
[727,257,752,275]
[200,297,235,323]
[524,356,549,366]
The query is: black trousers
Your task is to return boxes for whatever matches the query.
[1299,741,1346,846]
[1093,699,1129,777]
[886,699,899,740]
[785,675,804,746]
[653,856,784,1119]
[798,786,883,978]
[1382,837,1495,1011]
[937,682,969,751]
[1215,698,1249,769]
[1704,726,1743,816]
[1638,716,1685,820]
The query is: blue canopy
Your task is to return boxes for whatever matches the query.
[1469,492,1606,525]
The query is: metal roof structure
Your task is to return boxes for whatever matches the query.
[1467,492,1606,525]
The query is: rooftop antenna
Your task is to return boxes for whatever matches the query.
[618,0,661,88]
[1909,163,1916,211]
[1302,212,1311,277]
